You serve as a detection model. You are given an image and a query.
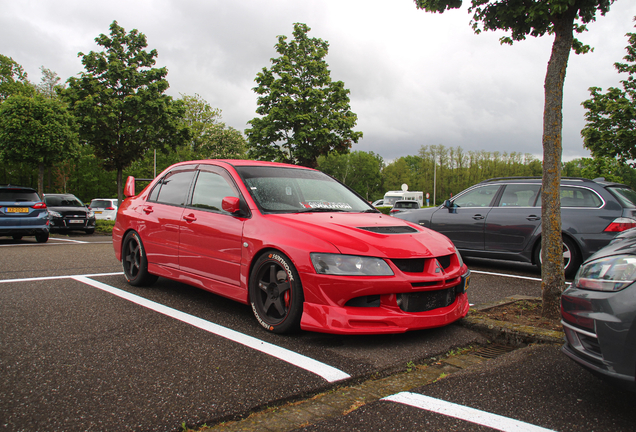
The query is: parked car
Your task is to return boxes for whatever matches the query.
[390,200,420,215]
[561,227,636,392]
[372,199,385,207]
[393,177,636,277]
[0,185,49,242]
[89,198,118,221]
[113,160,470,334]
[44,193,96,234]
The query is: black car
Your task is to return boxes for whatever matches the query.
[0,185,49,242]
[393,177,636,277]
[44,193,96,234]
[561,227,636,392]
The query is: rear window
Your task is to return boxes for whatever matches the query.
[608,186,636,208]
[0,189,40,202]
[90,200,115,208]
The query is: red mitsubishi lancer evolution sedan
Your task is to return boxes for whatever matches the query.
[113,160,470,334]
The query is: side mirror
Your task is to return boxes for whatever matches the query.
[222,196,241,214]
[124,176,136,198]
[443,199,452,208]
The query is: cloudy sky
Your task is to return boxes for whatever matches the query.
[2,0,635,163]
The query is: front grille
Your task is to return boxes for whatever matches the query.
[397,287,456,312]
[392,258,425,273]
[357,226,418,234]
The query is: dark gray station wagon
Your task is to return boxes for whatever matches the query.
[393,177,636,277]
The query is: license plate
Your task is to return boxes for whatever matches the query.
[94,211,103,214]
[69,219,84,224]
[7,207,29,213]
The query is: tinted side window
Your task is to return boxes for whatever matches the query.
[498,184,540,207]
[560,187,602,207]
[535,186,603,208]
[153,170,195,206]
[190,170,238,214]
[453,185,500,208]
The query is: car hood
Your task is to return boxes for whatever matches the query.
[268,212,456,259]
[589,228,636,261]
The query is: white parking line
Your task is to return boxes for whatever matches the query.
[0,272,123,284]
[72,275,350,383]
[384,392,556,432]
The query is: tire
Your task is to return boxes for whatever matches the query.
[85,229,95,235]
[12,235,23,241]
[122,231,158,287]
[35,232,48,243]
[249,251,304,334]
[534,236,581,279]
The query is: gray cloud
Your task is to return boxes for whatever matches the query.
[1,0,634,164]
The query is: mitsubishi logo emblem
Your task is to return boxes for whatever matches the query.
[434,259,444,274]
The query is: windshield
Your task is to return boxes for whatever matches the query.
[235,166,373,213]
[45,196,85,207]
[608,186,636,208]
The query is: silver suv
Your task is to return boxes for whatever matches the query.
[393,177,636,277]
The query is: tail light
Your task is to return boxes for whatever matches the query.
[32,202,47,209]
[604,217,636,232]
[106,207,115,210]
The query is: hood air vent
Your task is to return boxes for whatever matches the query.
[358,226,418,234]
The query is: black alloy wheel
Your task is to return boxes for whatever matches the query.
[249,251,304,334]
[122,231,158,286]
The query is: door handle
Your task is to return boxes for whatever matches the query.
[526,215,541,221]
[472,214,484,220]
[183,214,197,223]
[142,206,153,214]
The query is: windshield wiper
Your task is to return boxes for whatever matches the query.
[296,208,348,213]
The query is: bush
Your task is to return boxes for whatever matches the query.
[95,220,115,235]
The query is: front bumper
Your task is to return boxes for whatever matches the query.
[561,284,636,392]
[300,271,470,334]
[49,217,96,231]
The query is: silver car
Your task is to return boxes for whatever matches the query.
[89,198,118,221]
[561,228,636,392]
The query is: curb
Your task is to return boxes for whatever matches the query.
[460,296,564,346]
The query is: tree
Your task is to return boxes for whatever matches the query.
[414,0,615,320]
[62,21,190,204]
[0,54,34,101]
[581,24,636,167]
[245,23,363,168]
[317,151,384,200]
[180,93,246,159]
[36,66,64,99]
[0,94,79,196]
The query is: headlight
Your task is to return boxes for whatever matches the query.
[48,210,62,218]
[574,254,636,291]
[310,253,394,276]
[455,248,464,267]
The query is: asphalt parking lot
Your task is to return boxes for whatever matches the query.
[2,234,635,431]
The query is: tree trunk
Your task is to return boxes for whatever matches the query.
[37,162,44,198]
[541,10,576,320]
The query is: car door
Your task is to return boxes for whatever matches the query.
[484,183,542,253]
[430,184,501,250]
[178,165,247,287]
[140,166,196,269]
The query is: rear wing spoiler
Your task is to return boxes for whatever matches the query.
[124,176,154,198]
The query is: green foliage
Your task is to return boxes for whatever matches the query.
[0,94,79,195]
[0,54,34,101]
[581,26,636,167]
[384,146,541,205]
[95,220,116,235]
[62,21,191,202]
[179,93,246,160]
[246,23,363,168]
[317,151,384,200]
